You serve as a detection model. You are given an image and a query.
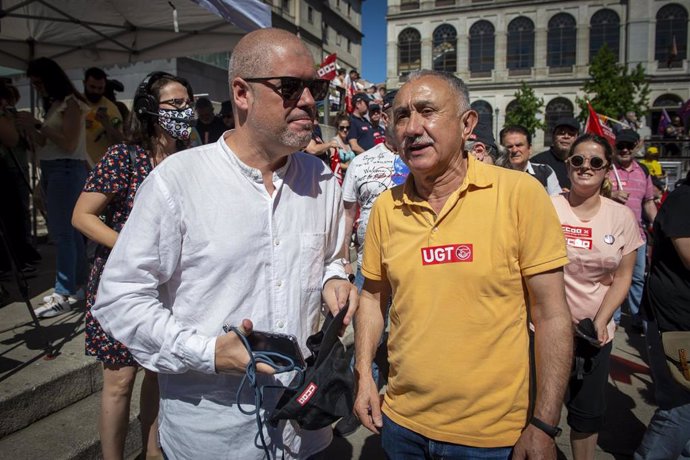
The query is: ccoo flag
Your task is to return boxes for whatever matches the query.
[317,54,338,81]
[584,102,616,147]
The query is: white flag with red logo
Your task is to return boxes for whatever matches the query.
[584,101,616,147]
[317,53,338,80]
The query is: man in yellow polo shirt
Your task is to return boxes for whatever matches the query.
[83,67,123,166]
[353,70,573,458]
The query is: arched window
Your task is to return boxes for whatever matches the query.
[655,4,688,67]
[505,99,519,118]
[468,21,495,76]
[398,28,421,78]
[471,100,494,134]
[507,17,535,74]
[547,13,577,69]
[590,9,620,62]
[544,98,574,146]
[653,93,684,108]
[433,24,458,73]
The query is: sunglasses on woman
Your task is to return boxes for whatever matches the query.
[338,125,350,131]
[567,155,607,170]
[243,76,330,101]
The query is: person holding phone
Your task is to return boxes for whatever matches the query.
[551,133,643,460]
[91,29,356,459]
[83,67,123,166]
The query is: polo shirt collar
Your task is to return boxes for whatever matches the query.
[396,155,493,208]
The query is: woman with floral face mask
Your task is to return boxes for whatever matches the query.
[71,73,193,460]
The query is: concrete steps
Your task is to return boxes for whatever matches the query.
[0,286,143,460]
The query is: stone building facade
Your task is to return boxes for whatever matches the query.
[386,0,690,147]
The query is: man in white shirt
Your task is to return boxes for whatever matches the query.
[500,124,562,196]
[92,28,356,459]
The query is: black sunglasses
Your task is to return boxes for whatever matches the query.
[244,76,329,101]
[567,154,607,170]
[338,125,350,131]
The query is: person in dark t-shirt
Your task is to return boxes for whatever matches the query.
[636,171,690,457]
[532,117,580,190]
[195,97,227,144]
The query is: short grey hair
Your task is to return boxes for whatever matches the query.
[406,70,471,114]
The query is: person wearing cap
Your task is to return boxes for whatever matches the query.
[532,117,580,190]
[639,146,664,178]
[348,93,376,154]
[609,129,657,331]
[369,103,386,145]
[194,97,227,144]
[466,124,498,164]
[500,125,562,196]
[354,70,571,458]
[219,100,235,129]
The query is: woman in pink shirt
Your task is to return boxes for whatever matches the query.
[551,134,643,460]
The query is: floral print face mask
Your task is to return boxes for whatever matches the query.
[157,107,194,140]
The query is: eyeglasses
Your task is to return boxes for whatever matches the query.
[243,76,329,101]
[160,98,193,109]
[615,142,635,151]
[338,125,350,131]
[567,154,607,170]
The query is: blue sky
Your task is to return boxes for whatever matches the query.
[361,1,387,84]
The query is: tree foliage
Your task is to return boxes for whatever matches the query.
[575,45,650,121]
[504,81,545,137]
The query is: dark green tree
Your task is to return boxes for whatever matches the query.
[504,81,545,137]
[575,44,650,122]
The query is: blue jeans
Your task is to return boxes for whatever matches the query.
[634,320,690,459]
[614,244,646,326]
[381,414,513,460]
[41,160,88,295]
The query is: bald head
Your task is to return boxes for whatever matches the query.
[229,28,313,80]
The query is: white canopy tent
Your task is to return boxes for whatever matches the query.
[0,0,271,71]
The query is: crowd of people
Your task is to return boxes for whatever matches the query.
[0,28,688,460]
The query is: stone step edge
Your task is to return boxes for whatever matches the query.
[0,371,144,460]
[0,360,102,438]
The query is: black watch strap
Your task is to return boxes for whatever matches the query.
[530,416,562,438]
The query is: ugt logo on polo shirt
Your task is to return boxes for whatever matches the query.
[421,244,473,265]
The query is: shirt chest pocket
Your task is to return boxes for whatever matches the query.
[300,233,326,292]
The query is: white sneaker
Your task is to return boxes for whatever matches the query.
[35,295,72,318]
[41,288,84,305]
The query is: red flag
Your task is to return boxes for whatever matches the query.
[585,102,616,147]
[329,148,343,185]
[317,53,338,81]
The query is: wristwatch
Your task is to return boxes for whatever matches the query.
[529,416,562,438]
[339,257,351,265]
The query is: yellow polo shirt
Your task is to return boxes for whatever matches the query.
[361,156,568,447]
[85,97,122,166]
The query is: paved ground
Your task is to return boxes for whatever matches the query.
[1,241,659,459]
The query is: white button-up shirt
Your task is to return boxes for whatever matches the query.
[92,134,347,459]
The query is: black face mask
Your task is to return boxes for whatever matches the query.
[85,91,101,103]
